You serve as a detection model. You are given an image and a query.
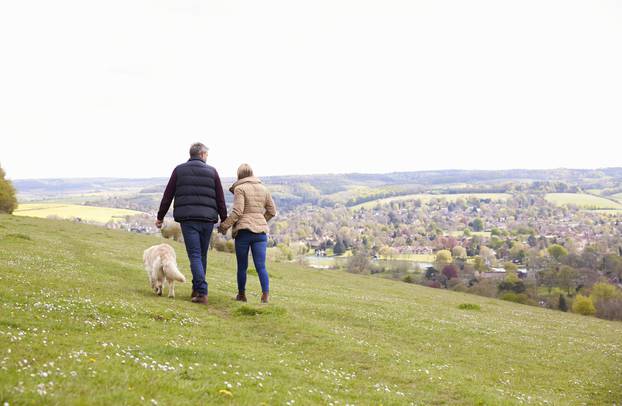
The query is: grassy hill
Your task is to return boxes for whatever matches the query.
[0,215,621,405]
[545,193,622,211]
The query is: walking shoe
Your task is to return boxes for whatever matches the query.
[261,292,269,304]
[235,293,247,302]
[191,295,208,305]
[191,290,199,298]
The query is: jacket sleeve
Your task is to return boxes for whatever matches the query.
[157,169,177,221]
[264,190,277,222]
[213,169,228,222]
[220,187,245,230]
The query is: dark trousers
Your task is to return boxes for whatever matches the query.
[180,221,214,296]
[235,230,269,293]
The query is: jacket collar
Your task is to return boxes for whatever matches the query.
[188,157,206,163]
[230,176,261,193]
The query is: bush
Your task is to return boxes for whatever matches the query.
[572,294,596,316]
[499,292,530,304]
[0,166,17,214]
[347,251,371,274]
[458,303,481,311]
[447,279,467,291]
[558,294,568,312]
[402,274,414,284]
[594,298,622,321]
[212,235,227,252]
[161,222,183,242]
[468,278,498,298]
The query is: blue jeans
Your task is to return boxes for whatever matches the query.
[180,221,214,296]
[235,230,269,293]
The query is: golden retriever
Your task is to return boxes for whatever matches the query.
[143,243,186,298]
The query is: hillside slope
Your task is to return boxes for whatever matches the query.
[0,214,621,405]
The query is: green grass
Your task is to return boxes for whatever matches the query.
[544,193,622,210]
[352,193,511,210]
[0,214,621,405]
[14,203,144,224]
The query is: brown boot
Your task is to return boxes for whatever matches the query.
[261,292,269,304]
[191,295,208,305]
[191,290,199,299]
[235,292,247,302]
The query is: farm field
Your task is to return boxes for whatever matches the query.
[13,203,144,224]
[544,193,622,210]
[1,214,621,405]
[352,193,512,210]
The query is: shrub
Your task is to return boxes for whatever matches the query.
[402,274,414,284]
[347,251,371,274]
[558,294,568,312]
[458,303,481,311]
[499,292,529,304]
[572,294,596,316]
[161,222,183,242]
[212,235,227,252]
[594,298,622,321]
[468,278,498,298]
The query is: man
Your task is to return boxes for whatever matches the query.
[156,142,227,305]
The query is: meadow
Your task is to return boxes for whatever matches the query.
[0,214,621,405]
[13,203,144,224]
[544,193,622,210]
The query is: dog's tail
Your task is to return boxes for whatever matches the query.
[163,259,186,283]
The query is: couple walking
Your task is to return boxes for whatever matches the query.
[155,142,277,305]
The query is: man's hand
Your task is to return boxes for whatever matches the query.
[217,224,227,234]
[155,219,163,229]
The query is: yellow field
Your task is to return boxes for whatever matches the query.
[14,203,144,224]
[353,193,511,210]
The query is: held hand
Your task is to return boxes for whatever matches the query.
[155,219,163,229]
[218,224,227,234]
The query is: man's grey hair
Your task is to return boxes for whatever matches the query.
[189,142,209,158]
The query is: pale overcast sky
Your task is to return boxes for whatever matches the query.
[1,0,620,180]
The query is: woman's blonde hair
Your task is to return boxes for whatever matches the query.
[237,163,254,180]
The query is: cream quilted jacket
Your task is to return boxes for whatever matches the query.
[219,177,277,238]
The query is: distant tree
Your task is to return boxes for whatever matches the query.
[452,246,467,260]
[602,254,622,280]
[557,265,579,295]
[539,268,558,294]
[558,294,568,312]
[473,256,487,272]
[572,294,596,316]
[0,165,18,214]
[503,262,518,272]
[442,264,459,280]
[333,239,346,256]
[509,241,527,263]
[590,282,622,304]
[498,271,526,294]
[435,250,452,264]
[547,244,568,261]
[469,218,484,232]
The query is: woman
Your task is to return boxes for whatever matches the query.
[218,164,277,303]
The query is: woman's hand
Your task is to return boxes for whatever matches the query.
[217,224,228,234]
